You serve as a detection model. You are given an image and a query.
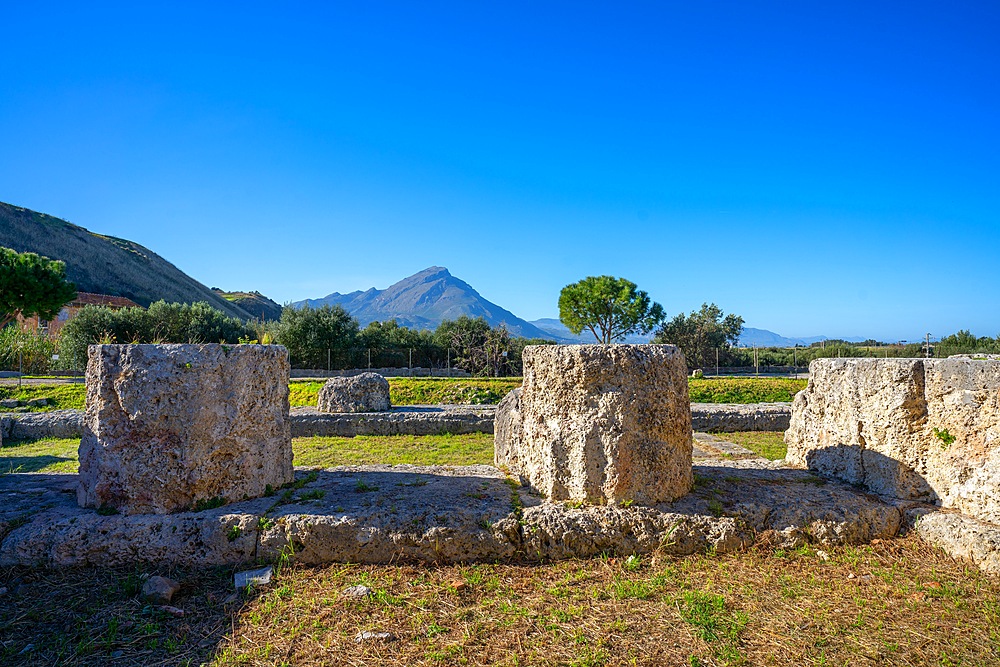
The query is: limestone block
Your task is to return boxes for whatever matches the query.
[317,372,391,413]
[78,344,293,515]
[785,358,1000,522]
[495,344,692,505]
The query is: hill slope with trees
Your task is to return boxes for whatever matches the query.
[0,201,250,320]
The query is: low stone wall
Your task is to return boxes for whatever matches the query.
[291,367,471,378]
[786,358,1000,524]
[691,402,791,432]
[290,406,495,437]
[1,410,84,441]
[0,403,793,441]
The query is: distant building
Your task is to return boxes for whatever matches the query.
[19,292,141,337]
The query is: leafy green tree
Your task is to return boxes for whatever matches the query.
[653,303,744,369]
[0,247,77,329]
[56,301,252,369]
[275,304,359,368]
[558,276,664,344]
[435,316,492,374]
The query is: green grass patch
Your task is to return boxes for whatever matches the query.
[689,377,806,403]
[1,433,496,473]
[290,377,523,407]
[6,377,803,413]
[0,383,85,411]
[720,431,787,460]
[1,437,80,473]
[292,433,495,467]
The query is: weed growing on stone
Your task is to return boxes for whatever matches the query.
[192,496,226,512]
[933,427,956,447]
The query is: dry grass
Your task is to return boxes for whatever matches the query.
[2,535,997,666]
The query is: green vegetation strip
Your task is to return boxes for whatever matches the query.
[688,377,806,403]
[3,434,497,474]
[718,431,788,461]
[6,376,805,412]
[0,383,85,411]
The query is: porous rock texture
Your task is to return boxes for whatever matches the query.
[290,405,493,437]
[317,372,391,413]
[691,402,791,432]
[77,344,293,515]
[0,456,907,569]
[496,344,692,505]
[785,358,1000,523]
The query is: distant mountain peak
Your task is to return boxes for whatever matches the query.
[293,267,555,340]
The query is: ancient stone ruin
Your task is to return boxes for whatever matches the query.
[317,372,391,413]
[786,357,1000,523]
[496,344,692,505]
[77,344,294,515]
[3,345,999,576]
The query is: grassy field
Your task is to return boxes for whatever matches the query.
[1,536,996,666]
[2,434,497,474]
[4,432,998,665]
[0,383,86,411]
[290,377,523,407]
[688,377,807,404]
[719,431,788,461]
[5,377,806,412]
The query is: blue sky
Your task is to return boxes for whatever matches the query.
[2,2,998,341]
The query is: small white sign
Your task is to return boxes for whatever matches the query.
[52,354,59,360]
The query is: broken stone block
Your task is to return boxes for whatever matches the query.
[785,358,1000,523]
[142,575,181,604]
[77,344,293,515]
[317,372,391,413]
[495,344,692,505]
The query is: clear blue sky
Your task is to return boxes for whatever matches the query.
[2,2,998,341]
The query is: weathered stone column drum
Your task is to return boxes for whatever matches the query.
[77,344,294,515]
[785,358,1000,523]
[496,344,692,505]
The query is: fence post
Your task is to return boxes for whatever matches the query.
[327,348,331,372]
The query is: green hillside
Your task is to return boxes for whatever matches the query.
[213,289,284,321]
[0,201,251,320]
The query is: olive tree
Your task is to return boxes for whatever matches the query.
[653,303,743,369]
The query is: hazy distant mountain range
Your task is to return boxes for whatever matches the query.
[293,266,559,340]
[736,327,865,347]
[2,200,873,344]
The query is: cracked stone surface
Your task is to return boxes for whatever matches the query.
[496,344,693,505]
[1,438,919,569]
[77,344,294,515]
[317,373,391,413]
[786,357,1000,523]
